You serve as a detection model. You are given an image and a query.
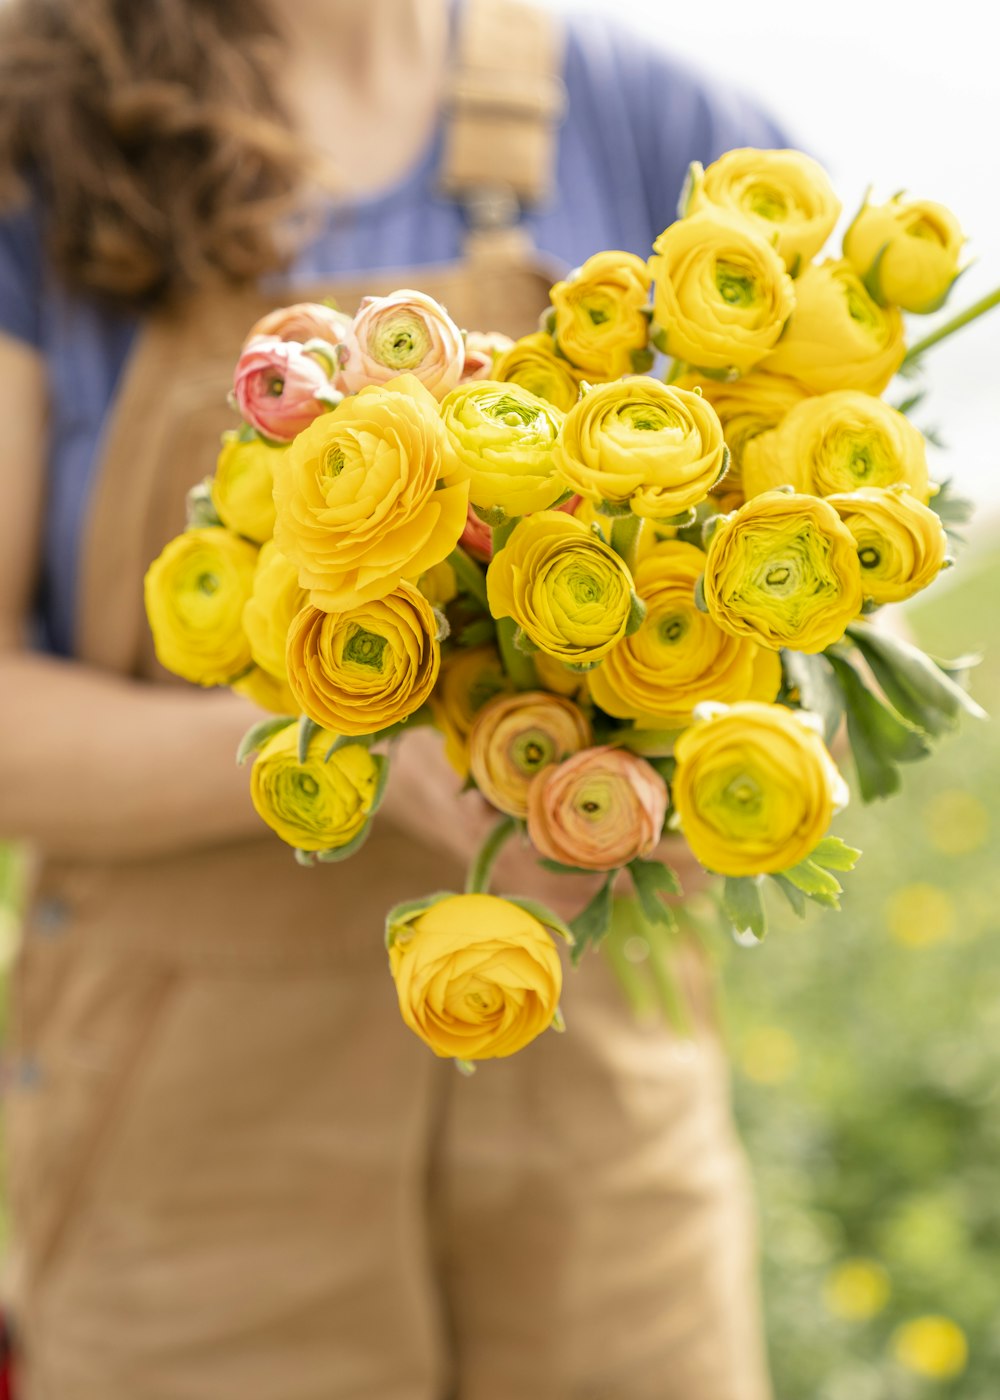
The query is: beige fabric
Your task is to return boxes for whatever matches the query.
[4,2,772,1394]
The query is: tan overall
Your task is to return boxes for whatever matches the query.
[3,4,771,1396]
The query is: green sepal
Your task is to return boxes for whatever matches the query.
[625,591,648,637]
[595,497,635,518]
[651,507,698,529]
[367,753,391,819]
[711,443,732,492]
[827,650,931,801]
[294,848,316,867]
[432,607,451,643]
[630,347,655,374]
[298,715,321,763]
[781,650,844,745]
[628,858,682,927]
[693,574,709,614]
[513,626,539,655]
[454,1058,477,1076]
[503,897,575,944]
[186,477,222,530]
[314,821,375,864]
[808,836,862,872]
[569,875,616,963]
[777,858,843,909]
[472,503,508,528]
[786,252,802,279]
[860,241,892,307]
[384,892,453,948]
[722,875,767,941]
[236,714,296,766]
[701,514,724,551]
[537,857,601,876]
[770,873,808,918]
[565,658,601,675]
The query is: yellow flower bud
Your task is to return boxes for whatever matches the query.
[211,431,284,544]
[388,893,564,1060]
[844,195,966,313]
[491,332,584,412]
[684,148,841,271]
[467,690,592,818]
[486,511,636,665]
[242,541,308,682]
[555,378,727,519]
[650,210,795,373]
[250,723,380,852]
[429,645,513,778]
[439,380,566,516]
[273,375,468,612]
[673,701,847,876]
[827,487,948,604]
[589,542,781,726]
[742,391,931,503]
[144,527,257,686]
[286,581,440,736]
[549,250,652,379]
[703,491,863,653]
[762,259,905,394]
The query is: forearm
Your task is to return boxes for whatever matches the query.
[0,651,262,861]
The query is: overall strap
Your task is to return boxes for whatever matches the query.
[439,0,566,238]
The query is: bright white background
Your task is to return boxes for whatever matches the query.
[541,0,1000,514]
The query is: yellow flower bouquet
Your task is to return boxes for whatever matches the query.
[146,147,995,1068]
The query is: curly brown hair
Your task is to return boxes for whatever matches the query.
[0,0,319,305]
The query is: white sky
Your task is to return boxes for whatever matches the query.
[541,0,1000,512]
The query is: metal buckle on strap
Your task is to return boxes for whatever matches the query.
[459,184,523,230]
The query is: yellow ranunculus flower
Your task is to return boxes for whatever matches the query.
[532,649,589,700]
[673,369,811,485]
[439,380,566,516]
[250,723,380,852]
[589,542,781,727]
[761,259,906,395]
[233,666,299,715]
[649,210,795,373]
[486,511,636,665]
[704,491,864,653]
[388,893,564,1060]
[286,581,440,736]
[273,374,469,612]
[555,378,727,519]
[844,195,966,314]
[549,250,652,379]
[144,527,257,686]
[491,332,583,413]
[683,148,841,271]
[430,644,513,778]
[467,690,592,817]
[893,1316,968,1380]
[742,391,931,503]
[827,487,948,604]
[242,541,308,682]
[673,701,847,876]
[211,431,284,544]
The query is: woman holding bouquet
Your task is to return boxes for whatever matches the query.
[0,0,784,1396]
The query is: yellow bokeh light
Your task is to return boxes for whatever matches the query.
[740,1025,799,1084]
[893,1315,968,1379]
[923,789,990,856]
[885,883,956,948]
[824,1257,891,1321]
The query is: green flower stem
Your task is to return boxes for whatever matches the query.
[610,514,642,574]
[492,517,519,552]
[497,616,539,690]
[465,814,519,894]
[902,284,1000,367]
[447,546,490,610]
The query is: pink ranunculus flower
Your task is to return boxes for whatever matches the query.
[339,289,465,400]
[243,302,354,391]
[232,335,341,444]
[459,504,494,562]
[458,330,515,384]
[527,746,668,872]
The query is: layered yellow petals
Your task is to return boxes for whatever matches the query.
[673,701,847,876]
[286,581,440,736]
[250,723,380,852]
[491,332,583,412]
[673,368,811,486]
[742,391,931,503]
[273,375,468,612]
[430,645,514,779]
[212,431,284,543]
[589,542,781,727]
[704,492,863,653]
[556,377,727,518]
[844,195,966,314]
[467,690,592,817]
[439,380,566,516]
[684,147,841,270]
[650,210,795,373]
[388,893,563,1060]
[486,512,636,665]
[144,527,257,686]
[550,250,652,379]
[762,259,905,394]
[828,487,949,605]
[242,541,308,682]
[233,666,300,716]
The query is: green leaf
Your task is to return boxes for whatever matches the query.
[625,591,647,636]
[847,624,987,736]
[722,876,767,941]
[629,858,682,927]
[611,729,680,758]
[827,651,931,802]
[770,873,807,918]
[781,650,845,745]
[298,715,321,763]
[447,546,490,609]
[537,858,601,877]
[367,753,390,819]
[778,859,843,909]
[236,715,296,766]
[569,877,615,963]
[808,836,862,872]
[456,618,496,647]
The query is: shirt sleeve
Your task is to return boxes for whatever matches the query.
[0,198,44,349]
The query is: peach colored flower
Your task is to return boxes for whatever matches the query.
[459,330,515,384]
[527,746,668,871]
[244,302,353,358]
[340,289,465,399]
[233,335,340,443]
[468,691,592,818]
[459,504,494,562]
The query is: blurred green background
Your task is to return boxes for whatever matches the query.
[0,534,996,1396]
